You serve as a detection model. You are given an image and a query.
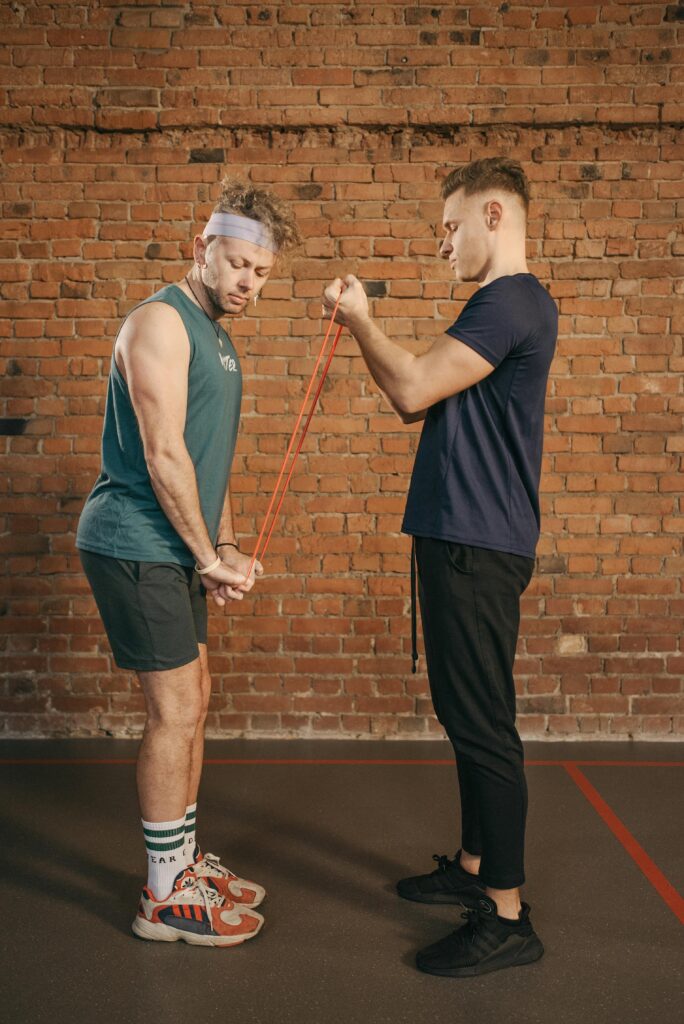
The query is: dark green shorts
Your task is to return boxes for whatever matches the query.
[79,549,208,672]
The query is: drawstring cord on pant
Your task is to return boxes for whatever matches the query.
[411,536,418,674]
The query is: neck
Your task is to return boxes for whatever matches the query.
[183,268,221,321]
[480,247,529,287]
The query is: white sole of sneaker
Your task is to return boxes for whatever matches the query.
[131,914,264,946]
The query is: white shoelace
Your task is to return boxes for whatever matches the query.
[193,875,225,920]
[203,852,233,878]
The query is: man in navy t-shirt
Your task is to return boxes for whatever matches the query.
[323,157,558,978]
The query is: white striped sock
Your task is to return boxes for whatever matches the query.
[142,815,186,901]
[184,802,197,866]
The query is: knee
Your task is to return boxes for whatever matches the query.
[146,689,204,737]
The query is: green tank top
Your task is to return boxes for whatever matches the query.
[76,284,242,566]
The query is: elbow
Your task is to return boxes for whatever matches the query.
[395,392,425,418]
[390,385,415,418]
[145,444,183,478]
[145,453,167,488]
[399,409,426,425]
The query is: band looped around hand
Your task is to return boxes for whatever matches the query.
[195,555,221,575]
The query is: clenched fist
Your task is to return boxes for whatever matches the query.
[322,275,370,330]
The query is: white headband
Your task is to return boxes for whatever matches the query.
[204,212,278,253]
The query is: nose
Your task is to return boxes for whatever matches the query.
[237,270,254,292]
[440,237,452,259]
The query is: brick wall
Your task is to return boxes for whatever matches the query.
[1,1,683,740]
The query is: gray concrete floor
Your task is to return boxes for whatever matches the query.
[1,740,682,1024]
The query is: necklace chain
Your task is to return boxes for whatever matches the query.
[184,274,222,344]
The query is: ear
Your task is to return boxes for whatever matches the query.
[193,234,208,266]
[485,200,503,230]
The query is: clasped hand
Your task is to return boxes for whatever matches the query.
[201,549,264,608]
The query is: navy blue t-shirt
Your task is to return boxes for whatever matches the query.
[402,273,558,559]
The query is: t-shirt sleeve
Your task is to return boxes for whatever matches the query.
[445,282,518,368]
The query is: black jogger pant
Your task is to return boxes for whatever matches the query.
[415,537,535,890]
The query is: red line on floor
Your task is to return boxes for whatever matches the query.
[565,763,684,925]
[0,758,682,767]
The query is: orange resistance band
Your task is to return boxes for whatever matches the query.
[244,296,344,581]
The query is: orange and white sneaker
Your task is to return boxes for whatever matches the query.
[132,867,264,947]
[192,847,266,909]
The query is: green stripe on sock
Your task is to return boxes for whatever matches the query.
[142,824,186,840]
[145,837,186,853]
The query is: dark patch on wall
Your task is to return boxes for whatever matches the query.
[642,48,671,62]
[364,281,387,297]
[185,10,213,26]
[537,555,567,573]
[296,183,323,199]
[450,30,482,45]
[578,49,610,63]
[247,8,272,21]
[664,3,684,20]
[0,419,28,435]
[525,49,550,65]
[189,148,225,163]
[5,202,31,217]
[60,281,89,299]
[9,676,35,696]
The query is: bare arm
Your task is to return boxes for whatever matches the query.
[323,275,495,417]
[378,388,428,425]
[116,302,254,601]
[214,481,264,595]
[216,482,238,547]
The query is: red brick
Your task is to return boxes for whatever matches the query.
[1,10,682,740]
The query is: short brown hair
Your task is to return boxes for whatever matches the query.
[213,177,301,253]
[440,158,530,215]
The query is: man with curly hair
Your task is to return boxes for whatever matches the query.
[77,179,300,946]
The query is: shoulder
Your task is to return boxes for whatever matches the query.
[117,295,190,356]
[125,296,187,331]
[512,275,558,317]
[464,275,556,323]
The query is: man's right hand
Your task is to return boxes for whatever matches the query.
[201,560,256,608]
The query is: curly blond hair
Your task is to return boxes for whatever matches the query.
[212,177,301,254]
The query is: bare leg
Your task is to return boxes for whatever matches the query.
[136,656,203,822]
[187,643,211,807]
[485,885,522,919]
[460,849,521,918]
[460,848,481,875]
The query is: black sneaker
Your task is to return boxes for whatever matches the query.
[416,894,544,977]
[397,850,486,907]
